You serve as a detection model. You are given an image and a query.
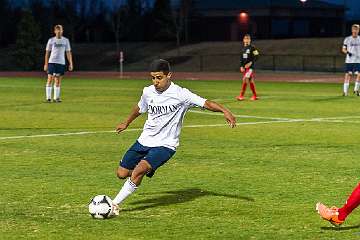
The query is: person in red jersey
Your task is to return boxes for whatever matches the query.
[316,182,360,226]
[236,34,260,101]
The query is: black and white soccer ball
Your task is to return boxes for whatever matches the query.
[88,195,115,219]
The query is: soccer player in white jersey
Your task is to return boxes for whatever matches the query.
[44,25,73,102]
[111,59,236,213]
[342,24,360,96]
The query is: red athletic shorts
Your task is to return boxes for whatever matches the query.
[243,68,254,80]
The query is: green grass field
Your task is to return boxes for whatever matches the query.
[1,77,360,240]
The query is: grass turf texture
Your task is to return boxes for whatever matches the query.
[0,77,360,240]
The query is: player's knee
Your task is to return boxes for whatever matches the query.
[54,79,61,86]
[116,168,130,179]
[133,161,151,177]
[47,77,54,84]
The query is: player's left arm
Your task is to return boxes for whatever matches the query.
[203,100,236,128]
[65,39,73,71]
[245,47,260,69]
[252,46,260,62]
[66,51,73,71]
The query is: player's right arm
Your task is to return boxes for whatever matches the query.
[116,89,147,133]
[342,46,348,55]
[44,50,50,72]
[44,39,52,72]
[116,105,142,133]
[343,38,351,56]
[240,54,245,72]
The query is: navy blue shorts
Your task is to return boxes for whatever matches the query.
[345,63,360,74]
[48,63,66,76]
[120,141,176,178]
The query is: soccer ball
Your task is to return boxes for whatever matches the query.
[88,195,115,219]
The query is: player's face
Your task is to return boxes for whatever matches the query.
[352,27,359,37]
[150,71,172,92]
[54,28,63,38]
[243,36,251,46]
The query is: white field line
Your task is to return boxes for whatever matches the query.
[189,110,292,121]
[311,116,360,120]
[190,110,360,123]
[0,130,116,140]
[0,119,353,141]
[0,122,290,140]
[0,115,359,141]
[211,96,275,102]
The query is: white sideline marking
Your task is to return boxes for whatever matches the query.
[0,116,359,141]
[0,121,298,141]
[189,110,292,121]
[312,116,360,120]
[0,130,115,140]
[190,110,360,123]
[211,96,275,102]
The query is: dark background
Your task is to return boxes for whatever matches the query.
[0,0,358,71]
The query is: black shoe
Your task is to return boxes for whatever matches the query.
[53,98,62,103]
[356,91,360,96]
[45,99,51,103]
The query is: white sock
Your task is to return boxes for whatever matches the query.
[344,83,350,95]
[113,178,137,205]
[46,85,52,100]
[54,86,60,100]
[355,81,360,92]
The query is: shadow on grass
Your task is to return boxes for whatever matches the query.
[123,188,254,212]
[321,224,360,231]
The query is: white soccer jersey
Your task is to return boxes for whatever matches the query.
[137,82,207,150]
[343,36,360,63]
[46,37,71,65]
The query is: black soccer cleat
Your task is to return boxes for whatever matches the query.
[355,91,360,96]
[45,99,51,103]
[53,98,62,103]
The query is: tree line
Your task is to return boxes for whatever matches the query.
[0,0,194,70]
[0,0,194,47]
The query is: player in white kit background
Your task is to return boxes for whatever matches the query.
[111,59,236,213]
[44,25,73,102]
[342,24,360,96]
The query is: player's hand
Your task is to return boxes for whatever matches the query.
[44,64,48,72]
[68,64,73,71]
[116,122,129,134]
[240,67,245,73]
[224,111,236,128]
[245,62,252,69]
